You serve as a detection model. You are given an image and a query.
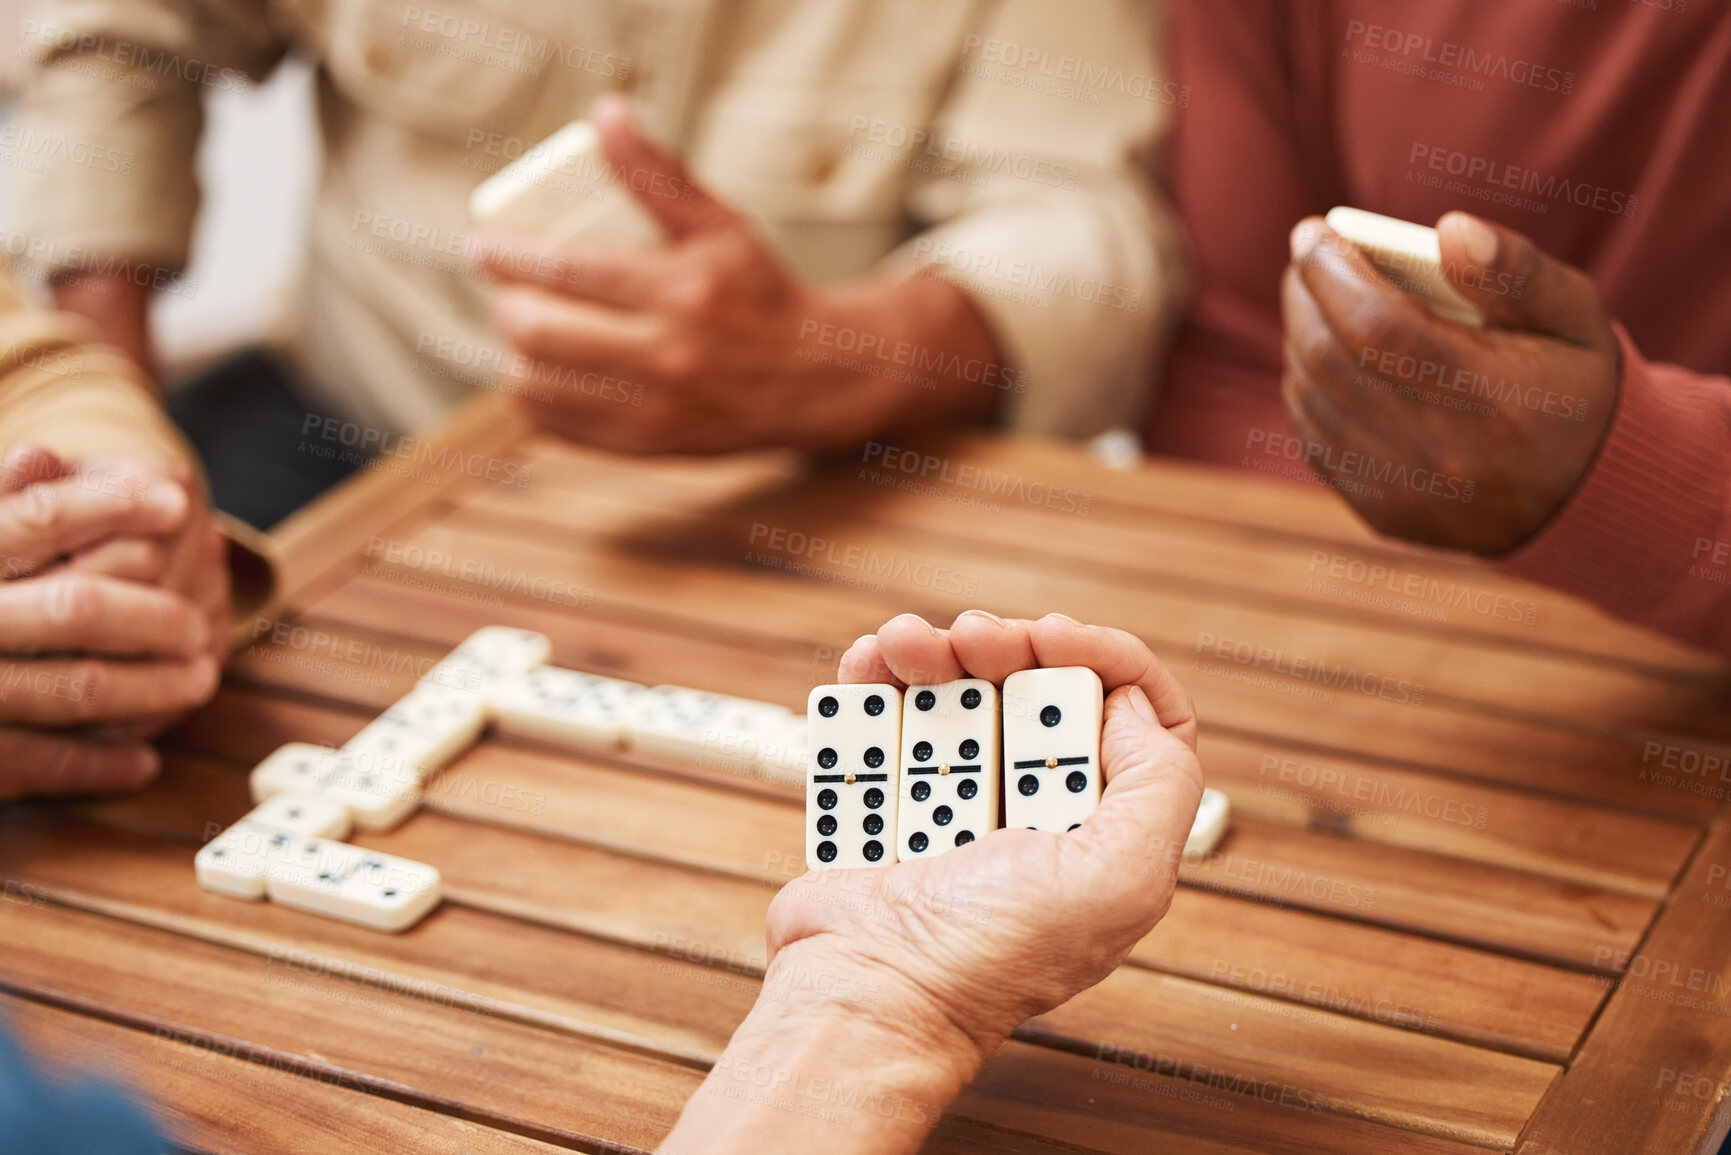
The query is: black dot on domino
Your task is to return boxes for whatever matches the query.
[911,780,931,802]
[913,740,933,762]
[864,813,884,835]
[817,814,837,836]
[961,688,981,709]
[933,805,953,826]
[383,889,398,898]
[864,695,885,716]
[959,738,979,759]
[817,788,838,810]
[915,690,936,711]
[817,841,838,862]
[955,830,975,846]
[1066,770,1088,793]
[1068,823,1081,831]
[957,778,977,800]
[1041,704,1062,727]
[863,840,884,862]
[909,831,929,853]
[818,747,839,769]
[864,787,885,809]
[1018,774,1039,796]
[864,746,885,768]
[818,696,840,717]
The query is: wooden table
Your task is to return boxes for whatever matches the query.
[5,392,1731,1154]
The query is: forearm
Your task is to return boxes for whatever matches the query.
[51,276,156,383]
[657,946,987,1155]
[795,270,1006,450]
[1496,327,1731,655]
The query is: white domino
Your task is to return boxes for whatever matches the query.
[1002,667,1103,833]
[896,680,1000,859]
[194,796,352,900]
[1324,207,1484,328]
[469,120,665,249]
[265,838,442,932]
[489,664,645,750]
[346,682,489,780]
[626,686,792,768]
[755,717,809,788]
[248,743,422,832]
[422,626,552,695]
[249,743,351,803]
[1185,788,1231,860]
[806,684,902,870]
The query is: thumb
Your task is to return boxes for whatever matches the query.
[590,94,736,240]
[1080,685,1205,875]
[2,444,70,493]
[1437,212,1613,348]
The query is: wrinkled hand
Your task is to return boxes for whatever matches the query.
[766,611,1204,1063]
[1281,211,1620,554]
[0,445,223,798]
[475,95,1000,455]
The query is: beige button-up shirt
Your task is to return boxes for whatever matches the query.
[12,0,1181,439]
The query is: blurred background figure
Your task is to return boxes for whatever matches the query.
[3,0,1184,530]
[1151,0,1731,654]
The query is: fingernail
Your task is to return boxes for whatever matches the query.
[1453,213,1499,269]
[131,747,161,781]
[1290,221,1319,260]
[1046,612,1085,627]
[962,609,1005,627]
[148,481,187,521]
[1126,685,1158,723]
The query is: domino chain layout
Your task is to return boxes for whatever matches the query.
[196,629,1228,930]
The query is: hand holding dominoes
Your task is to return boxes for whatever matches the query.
[1282,208,1619,555]
[776,611,1207,1063]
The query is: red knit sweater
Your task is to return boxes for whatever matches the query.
[1150,0,1731,655]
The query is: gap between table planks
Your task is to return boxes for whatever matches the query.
[348,513,1730,823]
[160,681,1660,972]
[222,608,1702,900]
[66,748,1611,1067]
[504,435,1718,677]
[446,471,1731,741]
[0,840,1509,1154]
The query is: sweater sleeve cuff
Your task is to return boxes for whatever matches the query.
[1495,324,1730,619]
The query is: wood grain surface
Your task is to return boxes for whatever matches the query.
[5,397,1728,1154]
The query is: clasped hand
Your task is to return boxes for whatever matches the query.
[0,445,228,798]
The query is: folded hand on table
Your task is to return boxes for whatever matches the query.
[0,444,227,799]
